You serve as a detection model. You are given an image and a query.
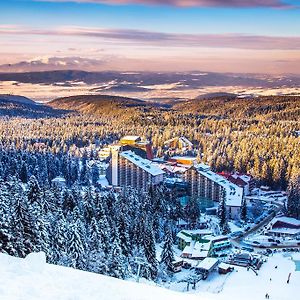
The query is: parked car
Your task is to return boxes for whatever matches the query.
[230,231,243,238]
[241,246,254,252]
[244,225,251,231]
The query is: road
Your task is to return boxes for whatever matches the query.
[230,199,284,250]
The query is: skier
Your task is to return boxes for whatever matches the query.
[287,272,291,284]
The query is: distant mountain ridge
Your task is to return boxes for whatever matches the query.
[195,92,237,100]
[0,57,106,73]
[0,94,68,118]
[0,94,37,106]
[1,70,300,89]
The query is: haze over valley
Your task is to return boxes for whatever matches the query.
[1,70,300,102]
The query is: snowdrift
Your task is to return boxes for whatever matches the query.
[0,252,214,300]
[0,252,299,300]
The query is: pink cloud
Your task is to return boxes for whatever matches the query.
[0,25,299,50]
[41,0,296,8]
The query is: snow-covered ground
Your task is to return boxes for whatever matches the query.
[1,80,300,102]
[1,251,300,300]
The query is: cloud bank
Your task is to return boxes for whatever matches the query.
[0,25,299,50]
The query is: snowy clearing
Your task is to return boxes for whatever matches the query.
[1,252,300,300]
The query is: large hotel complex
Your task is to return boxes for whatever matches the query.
[107,147,165,191]
[106,136,253,216]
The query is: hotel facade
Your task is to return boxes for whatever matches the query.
[107,147,165,190]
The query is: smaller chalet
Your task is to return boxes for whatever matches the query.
[194,257,219,279]
[177,229,213,251]
[181,240,212,260]
[218,263,234,274]
[207,235,232,253]
[267,216,300,238]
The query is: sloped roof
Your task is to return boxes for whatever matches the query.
[120,151,165,176]
[273,216,300,227]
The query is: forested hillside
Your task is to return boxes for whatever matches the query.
[49,94,153,118]
[0,95,299,189]
[174,96,300,121]
[49,95,300,189]
[0,93,299,283]
[0,94,68,118]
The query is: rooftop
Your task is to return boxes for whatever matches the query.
[273,216,300,227]
[120,135,141,141]
[196,257,219,271]
[182,240,212,259]
[120,150,165,177]
[195,166,244,207]
[268,228,300,235]
[51,176,66,183]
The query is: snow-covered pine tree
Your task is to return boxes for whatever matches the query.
[0,181,16,256]
[70,158,79,185]
[143,220,158,280]
[185,196,200,228]
[287,175,300,219]
[48,213,68,264]
[82,187,95,224]
[19,161,28,183]
[116,211,131,257]
[34,212,50,256]
[86,218,107,274]
[91,164,99,186]
[0,216,16,256]
[10,179,38,256]
[27,175,42,205]
[240,197,247,222]
[98,214,111,256]
[107,229,128,279]
[218,190,231,235]
[89,217,101,250]
[79,156,89,186]
[67,220,86,269]
[160,226,175,272]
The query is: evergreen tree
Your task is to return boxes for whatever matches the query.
[143,221,158,280]
[160,227,175,272]
[67,220,86,269]
[49,215,68,264]
[240,198,247,222]
[27,175,42,205]
[185,197,200,228]
[98,215,111,256]
[19,161,28,183]
[218,191,231,235]
[107,231,128,279]
[91,164,99,186]
[287,175,300,219]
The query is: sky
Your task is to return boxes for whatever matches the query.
[0,0,299,74]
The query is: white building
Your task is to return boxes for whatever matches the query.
[182,163,244,217]
[107,148,165,190]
